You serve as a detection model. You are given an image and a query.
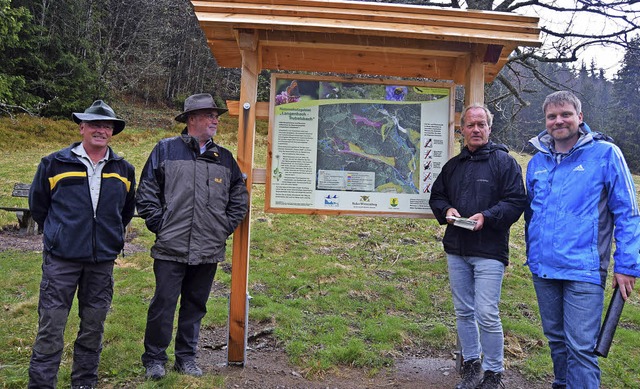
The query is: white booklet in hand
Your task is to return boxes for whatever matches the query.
[446,216,477,230]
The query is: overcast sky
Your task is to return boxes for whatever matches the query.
[519,0,640,79]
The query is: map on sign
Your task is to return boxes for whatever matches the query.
[267,74,452,216]
[317,102,421,194]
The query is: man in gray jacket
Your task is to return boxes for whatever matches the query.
[136,93,248,379]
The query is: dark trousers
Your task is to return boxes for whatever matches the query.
[28,253,114,389]
[141,259,217,366]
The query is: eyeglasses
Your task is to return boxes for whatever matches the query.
[84,121,114,130]
[196,113,219,120]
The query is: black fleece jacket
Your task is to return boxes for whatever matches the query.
[429,141,527,264]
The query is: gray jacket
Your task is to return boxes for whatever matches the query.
[136,129,248,264]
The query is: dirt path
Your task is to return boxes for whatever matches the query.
[198,325,550,389]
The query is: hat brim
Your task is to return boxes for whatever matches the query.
[174,107,228,123]
[72,113,126,135]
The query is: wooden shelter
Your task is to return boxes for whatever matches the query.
[189,0,540,365]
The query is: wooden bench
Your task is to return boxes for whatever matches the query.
[0,183,37,234]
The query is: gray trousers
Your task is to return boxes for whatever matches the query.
[28,252,114,389]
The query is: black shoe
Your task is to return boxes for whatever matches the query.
[551,384,567,389]
[71,386,95,389]
[145,363,166,380]
[174,360,203,377]
[455,358,483,389]
[477,370,505,389]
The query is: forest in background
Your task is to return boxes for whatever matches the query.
[1,0,640,172]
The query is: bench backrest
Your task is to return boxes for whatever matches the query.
[12,183,31,198]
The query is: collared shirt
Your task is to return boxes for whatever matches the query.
[200,138,213,154]
[548,128,587,165]
[72,144,110,215]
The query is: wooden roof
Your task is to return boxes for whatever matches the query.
[191,0,540,83]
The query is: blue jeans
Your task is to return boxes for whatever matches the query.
[447,254,505,373]
[532,275,603,389]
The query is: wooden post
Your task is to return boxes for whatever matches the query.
[464,49,485,106]
[228,29,260,365]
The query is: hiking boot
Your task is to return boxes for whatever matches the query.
[174,359,203,377]
[551,384,567,389]
[455,358,482,389]
[477,370,505,389]
[144,363,166,380]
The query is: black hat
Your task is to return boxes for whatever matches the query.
[175,93,228,123]
[72,100,126,135]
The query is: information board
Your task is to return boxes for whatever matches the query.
[265,74,454,217]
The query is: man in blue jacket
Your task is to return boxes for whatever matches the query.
[525,90,640,389]
[137,93,248,379]
[430,104,527,389]
[28,100,136,389]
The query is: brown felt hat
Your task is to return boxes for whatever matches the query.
[174,93,228,123]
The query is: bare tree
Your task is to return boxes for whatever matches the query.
[364,0,639,108]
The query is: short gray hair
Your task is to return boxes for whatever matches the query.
[460,103,493,128]
[543,91,582,114]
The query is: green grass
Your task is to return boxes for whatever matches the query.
[1,111,639,388]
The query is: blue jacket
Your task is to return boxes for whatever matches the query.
[525,123,640,286]
[136,129,248,264]
[29,142,136,262]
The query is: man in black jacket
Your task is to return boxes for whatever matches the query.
[137,93,248,379]
[28,100,136,389]
[429,104,527,389]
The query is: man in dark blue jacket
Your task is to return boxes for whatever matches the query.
[28,100,136,389]
[430,104,527,389]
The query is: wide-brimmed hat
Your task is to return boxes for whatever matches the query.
[175,93,228,123]
[72,100,126,135]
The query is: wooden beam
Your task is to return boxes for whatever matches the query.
[259,30,474,57]
[464,52,485,106]
[197,13,541,47]
[261,46,454,79]
[192,0,541,36]
[228,30,260,365]
[227,100,270,120]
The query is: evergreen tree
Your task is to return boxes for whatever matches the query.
[609,37,640,173]
[0,0,40,114]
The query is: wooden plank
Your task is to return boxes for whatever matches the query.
[192,0,540,25]
[259,30,474,57]
[227,100,270,120]
[12,183,31,198]
[228,30,260,365]
[194,3,540,36]
[260,46,454,80]
[196,13,541,47]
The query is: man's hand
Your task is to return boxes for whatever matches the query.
[445,208,460,224]
[613,273,636,300]
[468,213,484,231]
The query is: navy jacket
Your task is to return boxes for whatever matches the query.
[29,142,136,262]
[429,141,527,264]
